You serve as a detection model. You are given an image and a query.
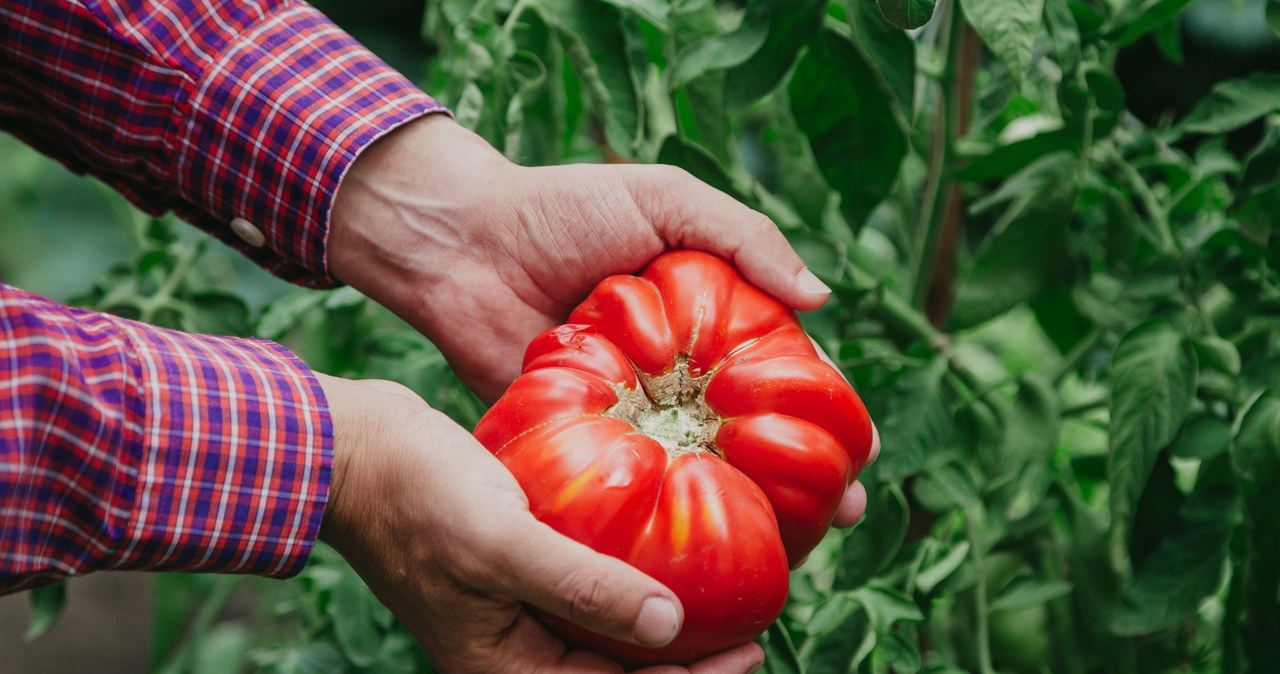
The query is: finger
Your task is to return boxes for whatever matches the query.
[481,610,626,674]
[630,166,829,312]
[832,480,869,528]
[482,518,684,649]
[684,642,766,674]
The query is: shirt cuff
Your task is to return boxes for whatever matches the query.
[108,317,333,578]
[174,3,448,287]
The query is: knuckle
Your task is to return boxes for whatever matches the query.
[563,569,617,625]
[746,210,778,235]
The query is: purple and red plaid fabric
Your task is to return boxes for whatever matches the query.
[0,284,331,593]
[0,0,448,592]
[0,0,447,284]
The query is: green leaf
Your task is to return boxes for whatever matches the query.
[1192,335,1242,376]
[913,462,980,511]
[1233,393,1280,669]
[537,0,643,153]
[916,541,971,595]
[670,21,768,88]
[1270,0,1280,38]
[846,0,916,112]
[257,291,324,341]
[989,576,1073,612]
[668,1,732,160]
[192,623,250,674]
[24,582,66,642]
[152,575,242,674]
[960,0,1044,86]
[1234,119,1280,210]
[250,643,348,674]
[189,290,251,337]
[725,0,828,108]
[790,26,906,232]
[1043,0,1081,74]
[800,593,873,674]
[506,18,564,165]
[854,583,925,627]
[328,573,382,667]
[875,0,938,29]
[1153,15,1184,64]
[1107,320,1198,572]
[597,0,668,27]
[867,358,950,479]
[1170,415,1232,460]
[1105,0,1196,46]
[1178,73,1280,136]
[454,81,485,130]
[1002,374,1061,463]
[1111,485,1239,634]
[954,130,1078,182]
[835,481,909,589]
[1233,392,1280,492]
[877,629,922,672]
[655,135,747,203]
[950,153,1076,329]
[759,622,804,674]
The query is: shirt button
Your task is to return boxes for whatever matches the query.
[230,217,266,248]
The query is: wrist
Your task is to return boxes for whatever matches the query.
[328,116,512,321]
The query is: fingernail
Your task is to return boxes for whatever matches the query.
[869,423,881,463]
[634,597,680,647]
[797,267,831,295]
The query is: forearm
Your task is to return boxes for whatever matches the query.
[0,284,331,593]
[0,0,447,286]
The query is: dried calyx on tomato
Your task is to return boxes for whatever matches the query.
[474,250,875,666]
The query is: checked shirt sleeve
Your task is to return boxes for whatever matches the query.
[0,0,448,287]
[0,284,332,594]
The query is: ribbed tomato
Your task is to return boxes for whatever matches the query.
[473,250,875,665]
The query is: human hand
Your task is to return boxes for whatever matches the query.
[315,373,766,674]
[329,115,877,526]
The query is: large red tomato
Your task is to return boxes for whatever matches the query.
[473,250,874,666]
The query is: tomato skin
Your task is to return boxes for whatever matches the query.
[473,251,875,666]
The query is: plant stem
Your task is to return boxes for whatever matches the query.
[1061,394,1109,417]
[501,0,533,40]
[967,506,996,674]
[1105,146,1176,254]
[912,0,976,323]
[139,239,205,322]
[1051,328,1103,385]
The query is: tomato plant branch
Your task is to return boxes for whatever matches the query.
[138,239,206,323]
[501,0,533,40]
[1051,328,1104,386]
[911,0,974,323]
[925,26,979,326]
[1061,394,1109,418]
[967,507,996,674]
[1104,145,1176,254]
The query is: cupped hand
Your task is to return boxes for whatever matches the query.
[316,373,766,674]
[329,115,877,525]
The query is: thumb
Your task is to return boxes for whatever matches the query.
[480,518,684,648]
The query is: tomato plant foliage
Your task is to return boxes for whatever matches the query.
[9,0,1280,671]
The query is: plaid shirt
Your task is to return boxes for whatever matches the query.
[1,0,446,592]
